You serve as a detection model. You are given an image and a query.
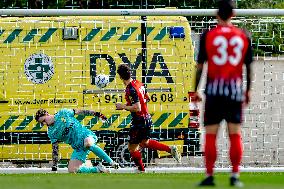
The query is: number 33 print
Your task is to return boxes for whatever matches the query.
[213,35,244,66]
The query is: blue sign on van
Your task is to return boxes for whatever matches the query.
[169,26,185,38]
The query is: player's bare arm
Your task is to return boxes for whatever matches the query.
[194,29,207,102]
[51,141,59,171]
[245,59,252,105]
[193,63,203,102]
[74,109,97,116]
[244,36,253,106]
[116,102,141,112]
[195,63,203,92]
[145,92,150,101]
[74,109,108,121]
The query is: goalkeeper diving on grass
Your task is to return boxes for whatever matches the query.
[35,108,119,173]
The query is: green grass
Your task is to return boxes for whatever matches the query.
[0,172,283,189]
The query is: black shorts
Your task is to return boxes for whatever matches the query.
[128,118,152,144]
[204,95,243,126]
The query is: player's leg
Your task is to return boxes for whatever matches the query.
[141,139,181,163]
[84,136,119,168]
[138,119,171,152]
[226,98,244,187]
[228,123,242,173]
[198,124,219,186]
[139,126,181,163]
[204,124,219,175]
[129,143,144,172]
[198,95,222,186]
[128,126,145,172]
[228,123,243,187]
[68,159,84,173]
[140,138,170,153]
[69,150,107,173]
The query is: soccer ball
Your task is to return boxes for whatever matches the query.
[95,74,109,89]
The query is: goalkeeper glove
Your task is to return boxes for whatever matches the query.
[95,112,108,123]
[51,165,58,172]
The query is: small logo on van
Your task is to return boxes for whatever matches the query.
[24,53,54,84]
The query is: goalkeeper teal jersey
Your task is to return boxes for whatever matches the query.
[47,109,96,150]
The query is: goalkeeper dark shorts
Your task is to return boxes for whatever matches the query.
[204,95,243,126]
[128,118,152,144]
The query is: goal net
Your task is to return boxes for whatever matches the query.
[0,9,283,171]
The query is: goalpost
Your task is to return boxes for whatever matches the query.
[0,9,284,16]
[0,9,283,173]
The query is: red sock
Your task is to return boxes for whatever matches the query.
[130,151,145,171]
[229,134,243,174]
[146,139,171,153]
[205,134,217,176]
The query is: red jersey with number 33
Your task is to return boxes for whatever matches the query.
[197,25,253,101]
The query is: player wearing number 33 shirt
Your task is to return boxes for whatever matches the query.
[194,0,253,187]
[197,10,253,125]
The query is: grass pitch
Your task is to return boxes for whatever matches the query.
[0,172,283,189]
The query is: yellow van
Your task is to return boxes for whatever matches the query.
[0,15,200,165]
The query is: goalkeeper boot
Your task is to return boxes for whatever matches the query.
[97,163,109,173]
[170,146,181,163]
[230,176,244,188]
[111,161,120,169]
[198,176,215,186]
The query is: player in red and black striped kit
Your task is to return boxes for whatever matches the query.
[115,64,181,172]
[194,0,253,187]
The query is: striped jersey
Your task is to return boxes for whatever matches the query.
[198,25,253,101]
[125,80,151,122]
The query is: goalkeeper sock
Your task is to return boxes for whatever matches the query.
[146,139,171,153]
[130,150,145,171]
[78,166,100,173]
[205,133,217,176]
[229,133,243,174]
[89,145,113,164]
